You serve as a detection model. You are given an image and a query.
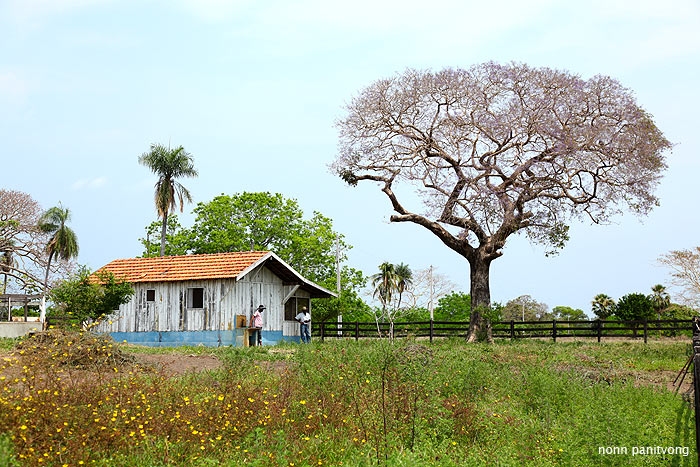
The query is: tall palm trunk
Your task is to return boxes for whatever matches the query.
[40,251,55,325]
[159,212,168,257]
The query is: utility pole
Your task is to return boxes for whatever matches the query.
[335,235,342,335]
[428,265,434,321]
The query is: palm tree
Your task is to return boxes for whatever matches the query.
[371,262,397,313]
[138,143,198,256]
[38,204,79,323]
[591,293,616,320]
[649,284,671,320]
[394,262,413,310]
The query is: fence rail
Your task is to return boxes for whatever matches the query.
[316,319,695,343]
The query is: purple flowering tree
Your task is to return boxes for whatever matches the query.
[332,62,671,342]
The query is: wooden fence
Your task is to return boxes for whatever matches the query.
[315,319,695,343]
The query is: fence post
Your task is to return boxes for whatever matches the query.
[510,320,515,340]
[552,320,557,343]
[354,321,359,341]
[692,318,700,466]
[597,320,602,343]
[643,320,648,344]
[429,319,434,343]
[320,322,325,342]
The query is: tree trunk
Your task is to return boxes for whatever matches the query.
[466,251,493,343]
[40,252,54,325]
[159,212,168,257]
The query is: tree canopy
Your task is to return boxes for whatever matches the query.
[49,267,134,327]
[333,62,671,341]
[139,192,366,321]
[614,293,655,323]
[658,247,700,310]
[0,190,75,295]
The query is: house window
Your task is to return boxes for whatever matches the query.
[285,297,309,320]
[146,289,156,302]
[188,287,204,309]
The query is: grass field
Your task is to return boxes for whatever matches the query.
[0,332,696,466]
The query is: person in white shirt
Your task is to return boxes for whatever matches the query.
[294,306,311,343]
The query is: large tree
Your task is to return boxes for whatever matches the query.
[0,190,46,292]
[333,62,671,341]
[138,143,198,257]
[38,204,79,323]
[658,248,700,310]
[139,192,366,322]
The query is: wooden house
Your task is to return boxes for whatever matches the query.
[92,251,335,346]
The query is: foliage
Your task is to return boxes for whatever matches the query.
[591,293,616,320]
[48,266,134,327]
[138,192,367,320]
[38,204,79,292]
[0,336,693,466]
[552,306,587,321]
[501,295,550,321]
[139,214,190,257]
[649,284,671,319]
[189,193,343,282]
[614,293,655,322]
[0,190,70,294]
[333,62,671,341]
[433,291,471,321]
[138,143,198,257]
[658,247,700,310]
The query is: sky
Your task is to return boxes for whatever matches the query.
[1,0,699,316]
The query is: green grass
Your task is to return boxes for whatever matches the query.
[0,338,18,352]
[0,333,696,466]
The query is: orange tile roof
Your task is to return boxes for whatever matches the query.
[95,251,271,283]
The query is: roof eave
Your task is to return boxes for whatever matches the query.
[236,251,337,299]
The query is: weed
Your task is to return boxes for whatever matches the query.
[0,333,695,466]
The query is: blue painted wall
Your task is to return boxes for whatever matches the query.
[107,330,295,347]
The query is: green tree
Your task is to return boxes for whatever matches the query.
[433,292,471,321]
[333,63,671,342]
[615,293,655,324]
[372,262,397,315]
[177,193,345,285]
[139,215,190,257]
[138,143,198,257]
[552,306,587,321]
[649,284,671,319]
[49,267,134,328]
[138,191,365,321]
[307,267,369,324]
[591,294,616,320]
[38,204,79,323]
[394,263,413,310]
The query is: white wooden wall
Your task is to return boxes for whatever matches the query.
[95,264,311,336]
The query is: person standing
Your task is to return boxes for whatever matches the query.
[294,306,311,344]
[250,305,265,346]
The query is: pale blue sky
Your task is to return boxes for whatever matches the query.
[2,0,699,314]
